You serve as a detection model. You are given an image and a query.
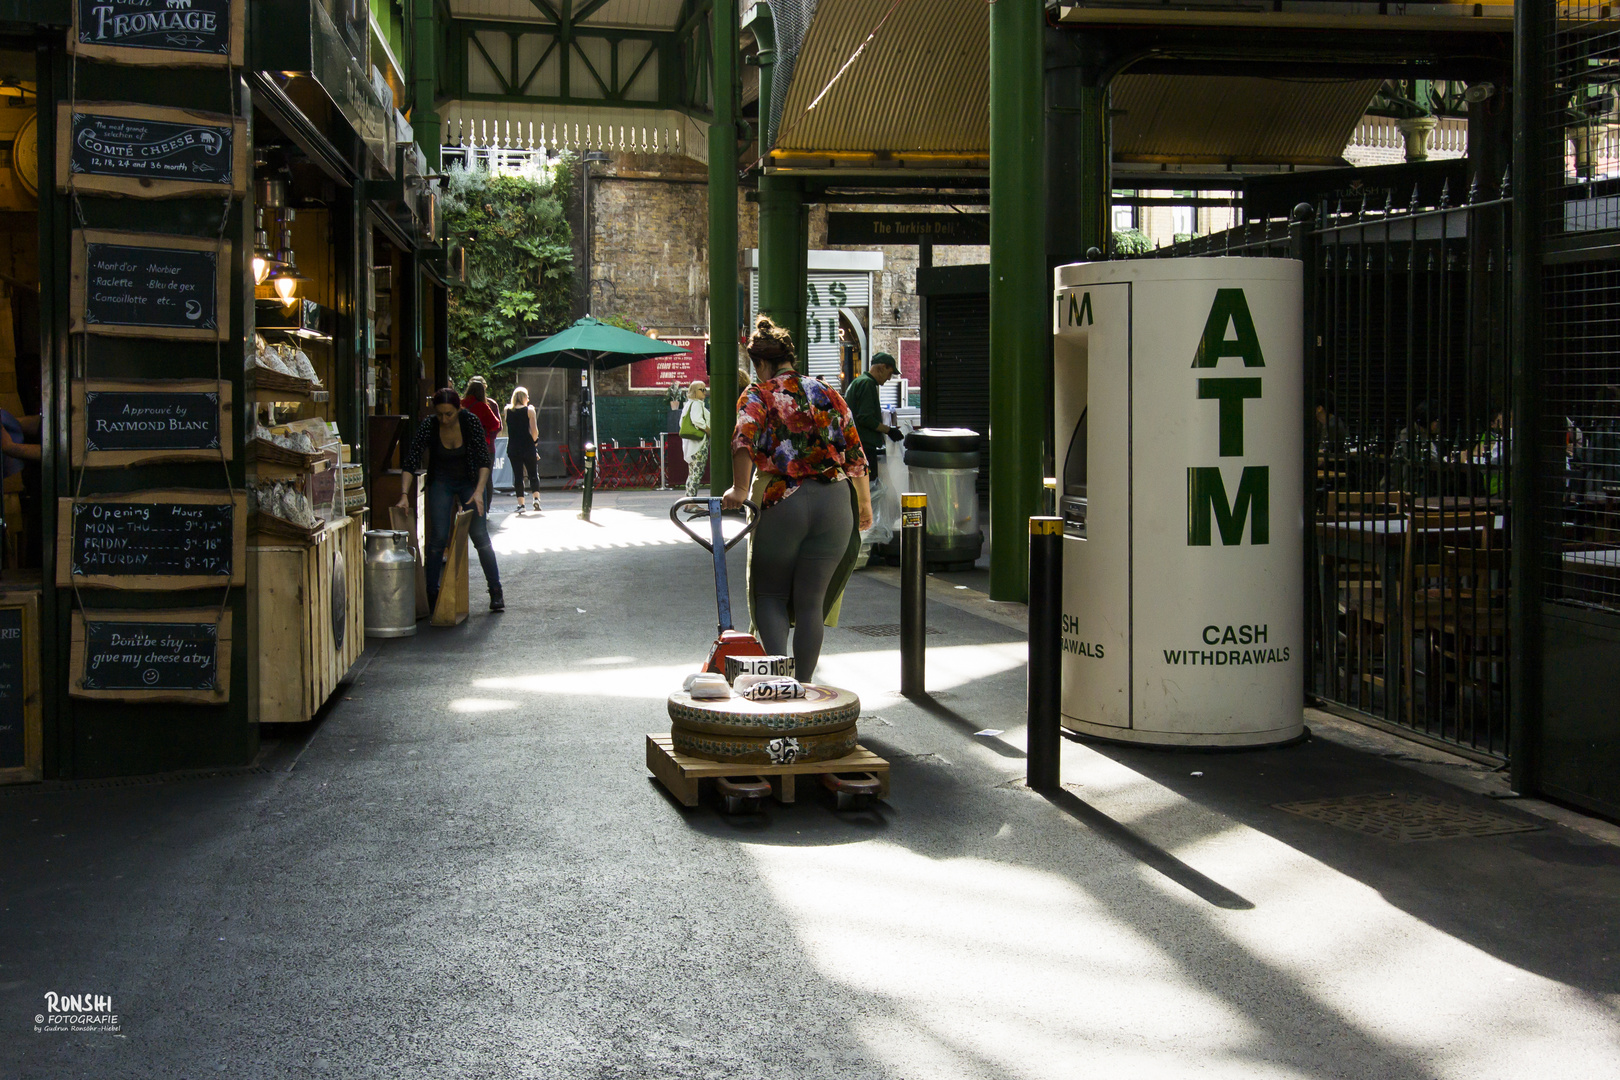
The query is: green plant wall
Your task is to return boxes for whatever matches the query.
[443,159,576,401]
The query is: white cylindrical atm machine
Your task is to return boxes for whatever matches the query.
[1053,258,1303,747]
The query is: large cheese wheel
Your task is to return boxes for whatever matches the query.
[667,684,860,737]
[670,723,858,765]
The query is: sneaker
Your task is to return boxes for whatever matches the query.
[489,588,505,612]
[532,496,541,512]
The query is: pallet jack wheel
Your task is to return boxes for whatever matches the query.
[820,772,883,810]
[715,775,772,814]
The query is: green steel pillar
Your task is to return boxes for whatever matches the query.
[709,0,740,493]
[757,173,803,353]
[750,5,804,365]
[988,0,1045,602]
[1046,30,1110,266]
[413,0,441,171]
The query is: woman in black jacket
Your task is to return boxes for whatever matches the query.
[399,387,504,612]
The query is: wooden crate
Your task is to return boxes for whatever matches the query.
[251,516,364,724]
[646,733,889,807]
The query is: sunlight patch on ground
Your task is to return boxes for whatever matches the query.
[473,662,695,701]
[1061,746,1620,1074]
[747,827,1620,1078]
[447,698,519,713]
[483,505,709,556]
[814,642,1026,695]
[744,840,1292,1078]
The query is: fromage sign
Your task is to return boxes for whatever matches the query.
[71,0,242,66]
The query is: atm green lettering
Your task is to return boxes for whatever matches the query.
[1068,291,1093,327]
[1187,466,1270,545]
[1197,377,1262,456]
[1192,289,1265,369]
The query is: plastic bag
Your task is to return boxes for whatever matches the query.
[862,470,903,546]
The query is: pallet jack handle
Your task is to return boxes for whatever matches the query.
[669,497,759,634]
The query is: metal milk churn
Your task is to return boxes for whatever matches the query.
[363,530,417,637]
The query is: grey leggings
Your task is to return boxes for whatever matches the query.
[753,478,854,683]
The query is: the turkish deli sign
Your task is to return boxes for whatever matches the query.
[627,336,706,391]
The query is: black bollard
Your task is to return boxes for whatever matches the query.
[900,492,927,696]
[579,443,597,521]
[1027,516,1063,790]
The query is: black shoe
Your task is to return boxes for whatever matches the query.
[489,588,505,612]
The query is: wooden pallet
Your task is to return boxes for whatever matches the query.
[647,733,889,807]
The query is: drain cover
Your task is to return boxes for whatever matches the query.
[842,624,942,637]
[1275,791,1543,842]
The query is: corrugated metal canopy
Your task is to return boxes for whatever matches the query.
[774,0,988,155]
[773,0,1378,167]
[1110,76,1379,166]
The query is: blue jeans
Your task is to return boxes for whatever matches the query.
[426,477,501,600]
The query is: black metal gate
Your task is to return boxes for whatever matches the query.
[1122,178,1514,760]
[1526,0,1620,817]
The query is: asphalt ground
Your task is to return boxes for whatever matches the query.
[3,490,1618,1079]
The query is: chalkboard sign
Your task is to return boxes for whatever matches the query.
[72,231,230,341]
[73,379,233,466]
[56,103,248,199]
[70,0,243,68]
[57,491,247,589]
[71,610,231,704]
[0,592,40,783]
[83,620,217,691]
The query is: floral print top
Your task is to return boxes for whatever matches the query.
[732,372,868,507]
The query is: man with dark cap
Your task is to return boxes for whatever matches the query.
[843,353,904,479]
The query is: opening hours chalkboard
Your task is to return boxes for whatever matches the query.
[57,103,248,199]
[70,0,244,67]
[71,231,230,341]
[57,491,247,589]
[70,610,232,704]
[72,379,233,466]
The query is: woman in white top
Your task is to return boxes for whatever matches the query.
[680,380,710,501]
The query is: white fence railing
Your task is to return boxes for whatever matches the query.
[1345,115,1469,165]
[443,117,689,159]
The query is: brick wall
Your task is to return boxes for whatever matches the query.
[585,153,757,445]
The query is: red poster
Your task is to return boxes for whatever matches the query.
[628,336,707,390]
[899,337,921,386]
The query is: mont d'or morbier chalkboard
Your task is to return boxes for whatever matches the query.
[0,607,24,771]
[82,239,219,333]
[79,619,218,693]
[66,108,237,187]
[85,389,221,453]
[71,500,234,579]
[74,0,235,61]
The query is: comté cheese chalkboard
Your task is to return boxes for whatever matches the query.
[57,103,248,199]
[0,592,41,784]
[70,609,231,705]
[69,0,244,68]
[56,491,247,590]
[71,230,231,341]
[72,379,234,467]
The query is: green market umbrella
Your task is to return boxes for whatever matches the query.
[496,315,690,450]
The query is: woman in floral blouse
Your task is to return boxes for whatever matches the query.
[722,316,873,682]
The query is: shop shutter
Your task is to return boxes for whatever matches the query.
[923,291,990,495]
[749,269,872,383]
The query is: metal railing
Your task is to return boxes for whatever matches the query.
[1115,178,1514,759]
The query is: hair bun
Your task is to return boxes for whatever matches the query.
[756,314,776,334]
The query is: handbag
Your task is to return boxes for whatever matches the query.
[679,401,707,439]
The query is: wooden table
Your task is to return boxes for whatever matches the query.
[1315,516,1502,724]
